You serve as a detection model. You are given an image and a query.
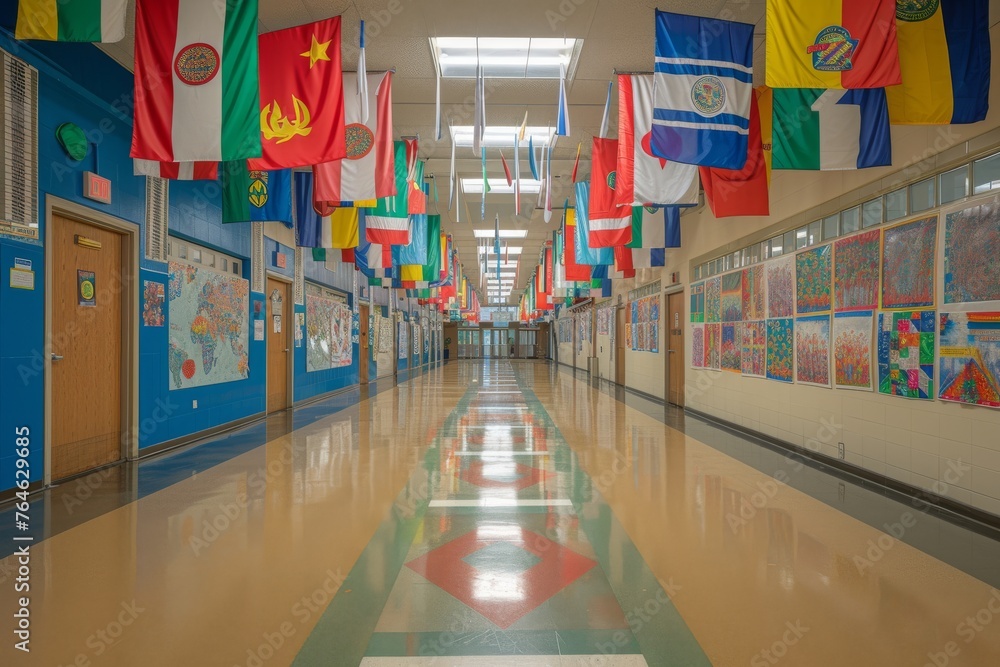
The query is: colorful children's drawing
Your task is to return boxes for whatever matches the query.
[834,230,880,311]
[882,216,937,309]
[878,310,935,400]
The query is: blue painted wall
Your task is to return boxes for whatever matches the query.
[0,28,266,493]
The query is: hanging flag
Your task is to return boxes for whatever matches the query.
[617,74,699,207]
[700,89,769,217]
[536,141,547,213]
[499,150,513,186]
[651,10,754,170]
[528,136,539,180]
[615,205,681,274]
[480,148,490,221]
[887,0,990,125]
[588,265,612,298]
[395,214,429,266]
[473,66,485,157]
[514,133,522,216]
[313,71,394,204]
[367,141,410,244]
[766,0,901,90]
[772,88,891,171]
[544,139,553,223]
[292,171,358,247]
[222,161,293,225]
[134,160,217,180]
[588,138,631,247]
[448,127,457,211]
[434,67,442,141]
[357,20,368,123]
[556,64,571,136]
[757,86,773,184]
[599,80,613,139]
[400,216,442,286]
[16,0,127,42]
[130,0,260,163]
[311,247,354,263]
[571,143,582,183]
[355,209,393,279]
[563,209,592,281]
[573,182,614,266]
[408,158,427,215]
[250,16,346,170]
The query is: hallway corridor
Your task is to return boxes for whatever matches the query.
[3,361,1000,666]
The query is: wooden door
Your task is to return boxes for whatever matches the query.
[266,278,290,413]
[359,303,369,384]
[615,307,626,385]
[667,292,685,407]
[51,215,124,479]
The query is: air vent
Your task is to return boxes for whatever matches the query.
[0,49,39,243]
[144,176,169,262]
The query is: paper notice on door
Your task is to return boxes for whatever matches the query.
[273,315,282,333]
[10,267,34,290]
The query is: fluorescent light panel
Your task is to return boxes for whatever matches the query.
[431,38,578,79]
[451,126,553,149]
[472,229,528,238]
[462,177,541,195]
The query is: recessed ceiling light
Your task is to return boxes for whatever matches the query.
[479,246,522,255]
[431,37,580,79]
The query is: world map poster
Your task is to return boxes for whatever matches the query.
[168,262,250,390]
[877,310,934,400]
[939,312,1000,409]
[306,292,353,372]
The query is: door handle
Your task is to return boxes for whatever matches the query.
[51,353,64,361]
[668,349,676,353]
[284,348,289,353]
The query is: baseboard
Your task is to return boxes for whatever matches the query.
[684,407,1000,535]
[137,411,266,460]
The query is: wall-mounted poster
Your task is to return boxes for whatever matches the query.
[398,321,409,359]
[796,245,832,314]
[795,315,831,387]
[378,317,393,354]
[705,276,722,323]
[834,230,880,312]
[741,320,766,378]
[412,322,420,355]
[306,292,352,371]
[143,280,165,327]
[938,312,1000,408]
[692,324,705,368]
[167,262,250,390]
[691,282,706,323]
[766,318,794,383]
[705,323,721,370]
[742,265,766,321]
[944,202,1000,307]
[877,310,935,400]
[833,311,874,391]
[721,323,741,372]
[882,216,937,309]
[721,272,743,322]
[767,255,794,319]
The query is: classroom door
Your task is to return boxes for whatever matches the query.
[51,215,125,480]
[266,278,291,413]
[667,292,686,407]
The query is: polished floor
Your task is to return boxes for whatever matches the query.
[2,360,1000,666]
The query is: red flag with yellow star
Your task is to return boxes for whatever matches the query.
[249,16,346,170]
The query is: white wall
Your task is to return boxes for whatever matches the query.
[610,21,1000,518]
